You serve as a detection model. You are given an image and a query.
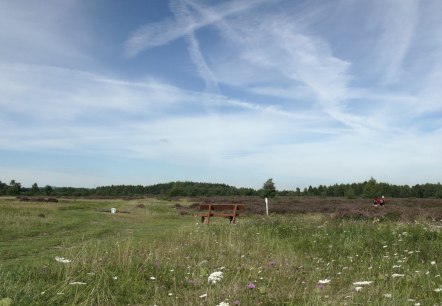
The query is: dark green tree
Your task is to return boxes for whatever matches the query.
[261,178,276,198]
[29,183,40,196]
[363,177,379,198]
[44,185,53,196]
[344,186,356,199]
[7,180,21,195]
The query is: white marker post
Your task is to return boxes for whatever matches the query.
[265,197,269,217]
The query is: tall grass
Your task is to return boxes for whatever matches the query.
[1,197,442,305]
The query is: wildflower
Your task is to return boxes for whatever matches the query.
[392,265,401,268]
[247,282,256,289]
[150,277,156,280]
[318,279,331,284]
[217,302,229,306]
[434,288,442,292]
[55,256,71,263]
[353,281,373,286]
[233,300,240,305]
[383,293,392,298]
[391,274,405,278]
[113,276,117,280]
[354,286,362,292]
[431,261,436,265]
[208,271,223,284]
[168,293,173,296]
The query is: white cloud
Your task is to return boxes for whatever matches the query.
[0,1,92,68]
[371,0,419,84]
[124,0,270,57]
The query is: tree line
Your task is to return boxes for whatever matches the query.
[0,178,441,198]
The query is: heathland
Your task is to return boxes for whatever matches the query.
[1,196,442,305]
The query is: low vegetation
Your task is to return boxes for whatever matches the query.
[1,196,442,305]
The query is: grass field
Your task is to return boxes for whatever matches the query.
[1,196,442,305]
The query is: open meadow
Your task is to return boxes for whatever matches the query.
[1,196,442,305]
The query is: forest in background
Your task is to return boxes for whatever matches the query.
[1,178,442,199]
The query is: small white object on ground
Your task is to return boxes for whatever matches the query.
[55,256,71,263]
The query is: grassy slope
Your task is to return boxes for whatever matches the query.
[1,197,442,305]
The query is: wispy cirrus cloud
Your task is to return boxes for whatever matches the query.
[169,0,219,93]
[124,0,270,57]
[371,0,419,84]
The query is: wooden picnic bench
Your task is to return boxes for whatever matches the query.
[199,204,245,224]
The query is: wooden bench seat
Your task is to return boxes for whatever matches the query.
[199,204,245,224]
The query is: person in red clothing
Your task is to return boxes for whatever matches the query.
[372,197,380,206]
[379,195,385,206]
[372,196,386,206]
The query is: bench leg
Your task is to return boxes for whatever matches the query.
[202,216,210,224]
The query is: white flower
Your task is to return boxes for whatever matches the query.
[150,277,156,280]
[208,271,224,284]
[55,256,71,263]
[113,276,118,280]
[318,279,331,284]
[434,288,442,292]
[353,281,373,286]
[354,286,362,292]
[431,261,436,265]
[383,293,392,298]
[217,302,229,306]
[168,293,173,296]
[391,274,405,278]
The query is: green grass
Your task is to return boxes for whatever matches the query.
[1,197,442,305]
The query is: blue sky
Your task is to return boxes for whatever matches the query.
[0,0,441,190]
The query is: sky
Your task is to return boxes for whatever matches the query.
[0,0,441,190]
